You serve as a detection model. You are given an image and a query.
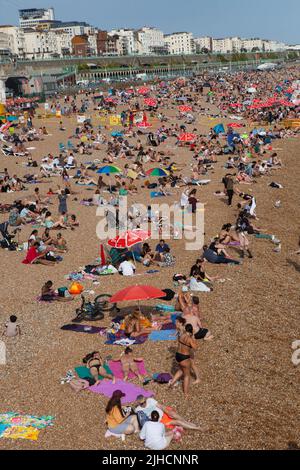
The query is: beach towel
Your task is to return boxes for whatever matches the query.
[90,378,153,404]
[149,330,177,342]
[1,426,40,441]
[75,182,97,186]
[105,332,148,345]
[61,324,106,335]
[75,364,113,381]
[0,424,9,437]
[108,360,147,380]
[0,413,54,429]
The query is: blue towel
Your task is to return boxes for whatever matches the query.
[150,191,165,198]
[149,330,177,342]
[0,424,9,436]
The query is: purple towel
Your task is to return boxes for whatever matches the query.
[161,322,176,331]
[61,324,106,334]
[90,379,153,404]
[108,360,147,380]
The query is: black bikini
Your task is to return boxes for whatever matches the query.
[176,337,192,363]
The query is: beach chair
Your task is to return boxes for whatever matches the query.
[59,143,66,153]
[67,140,75,150]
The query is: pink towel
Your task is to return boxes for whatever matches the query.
[108,360,147,380]
[90,379,153,404]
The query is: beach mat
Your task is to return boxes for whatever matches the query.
[149,330,177,342]
[1,425,39,441]
[108,360,147,380]
[75,364,113,381]
[61,324,106,335]
[105,334,148,345]
[90,378,153,404]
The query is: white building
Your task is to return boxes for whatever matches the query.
[109,29,137,55]
[241,38,264,52]
[263,40,286,52]
[164,32,194,55]
[23,29,58,59]
[136,27,165,55]
[0,26,25,57]
[19,8,55,29]
[194,36,212,53]
[0,31,10,53]
[212,37,234,54]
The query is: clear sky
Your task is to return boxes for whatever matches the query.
[1,0,299,44]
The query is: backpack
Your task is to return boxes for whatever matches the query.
[153,373,172,384]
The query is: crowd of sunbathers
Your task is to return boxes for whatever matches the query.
[1,64,300,450]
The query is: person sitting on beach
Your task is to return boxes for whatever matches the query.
[182,297,213,341]
[52,233,68,252]
[41,280,73,302]
[203,240,241,265]
[190,258,217,286]
[154,240,170,262]
[83,351,115,385]
[111,347,144,382]
[139,411,175,450]
[105,390,139,437]
[118,255,136,276]
[157,247,176,267]
[135,395,203,433]
[22,241,56,266]
[123,310,160,338]
[2,315,21,338]
[43,211,68,230]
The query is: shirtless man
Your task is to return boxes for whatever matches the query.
[182,296,214,342]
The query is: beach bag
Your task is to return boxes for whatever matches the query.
[58,287,68,297]
[137,411,150,429]
[69,281,84,295]
[162,289,175,301]
[153,373,172,384]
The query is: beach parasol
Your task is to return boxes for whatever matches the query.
[178,105,192,113]
[144,98,157,107]
[108,229,150,249]
[136,121,152,129]
[96,165,121,175]
[96,165,122,191]
[178,133,197,142]
[138,87,150,95]
[110,285,166,313]
[146,168,169,177]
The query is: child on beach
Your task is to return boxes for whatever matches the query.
[2,315,21,337]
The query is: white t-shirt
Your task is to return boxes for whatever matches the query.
[67,156,74,166]
[118,260,135,276]
[135,398,163,420]
[140,421,168,450]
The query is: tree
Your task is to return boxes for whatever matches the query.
[201,47,209,54]
[252,47,260,52]
[241,48,247,53]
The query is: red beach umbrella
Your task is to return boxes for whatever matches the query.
[110,285,166,303]
[144,98,157,107]
[178,133,197,142]
[108,229,150,249]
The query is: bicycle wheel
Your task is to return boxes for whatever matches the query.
[94,294,116,312]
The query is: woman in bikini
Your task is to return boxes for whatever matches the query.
[169,323,197,396]
[83,351,115,386]
[112,347,144,382]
